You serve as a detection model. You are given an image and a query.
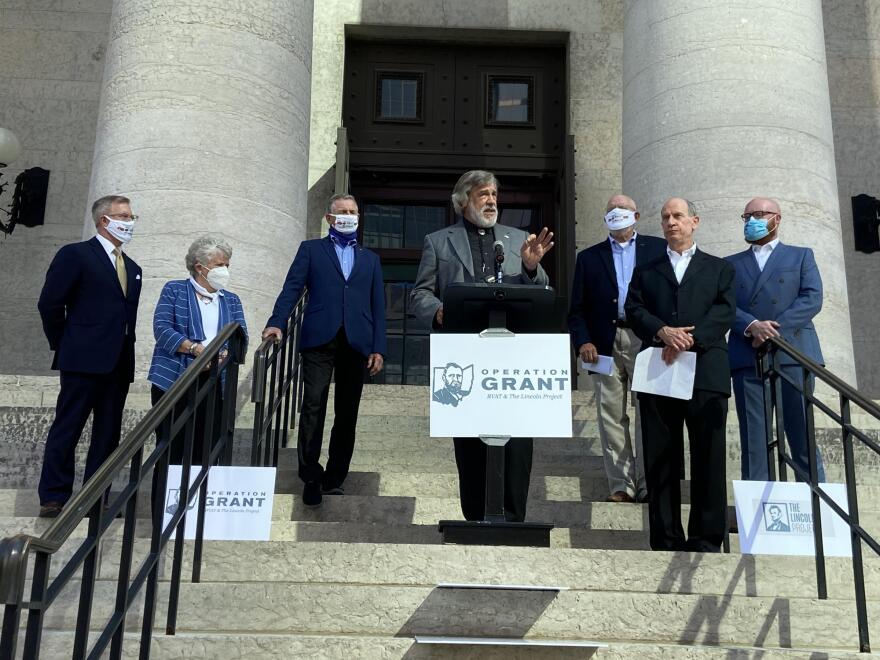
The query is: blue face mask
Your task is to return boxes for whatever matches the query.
[744,216,772,242]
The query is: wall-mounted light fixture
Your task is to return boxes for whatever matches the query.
[0,127,50,237]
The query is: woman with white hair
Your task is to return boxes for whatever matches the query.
[147,236,248,512]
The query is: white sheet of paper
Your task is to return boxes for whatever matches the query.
[579,355,614,376]
[631,347,696,400]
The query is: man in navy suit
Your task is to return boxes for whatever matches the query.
[263,193,386,507]
[726,197,826,482]
[37,195,142,517]
[568,194,666,503]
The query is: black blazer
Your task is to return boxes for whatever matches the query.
[624,248,736,396]
[38,236,142,380]
[567,233,667,356]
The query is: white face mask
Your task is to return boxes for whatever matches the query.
[604,207,637,232]
[332,214,359,234]
[104,216,135,243]
[203,265,230,291]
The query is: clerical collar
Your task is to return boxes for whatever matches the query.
[464,219,495,237]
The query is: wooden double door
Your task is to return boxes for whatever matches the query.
[343,39,573,384]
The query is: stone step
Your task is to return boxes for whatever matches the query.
[271,446,880,485]
[32,630,873,659]
[30,580,869,651]
[3,489,877,540]
[0,516,652,550]
[9,540,879,602]
[273,470,880,509]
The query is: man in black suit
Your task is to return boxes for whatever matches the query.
[625,197,735,552]
[37,195,142,517]
[568,194,666,503]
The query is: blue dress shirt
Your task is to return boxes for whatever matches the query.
[610,232,637,319]
[330,235,356,280]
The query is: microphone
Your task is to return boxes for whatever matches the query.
[492,240,504,283]
[493,240,505,263]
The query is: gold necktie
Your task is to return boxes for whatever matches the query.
[113,248,128,295]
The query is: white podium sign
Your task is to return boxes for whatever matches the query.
[733,480,851,557]
[163,465,276,541]
[429,333,572,438]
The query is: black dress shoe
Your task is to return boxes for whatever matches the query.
[39,502,64,518]
[321,482,344,495]
[303,481,322,507]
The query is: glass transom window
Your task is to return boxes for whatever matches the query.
[487,75,534,125]
[375,72,423,122]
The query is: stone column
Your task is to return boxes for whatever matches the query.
[86,0,314,376]
[622,0,856,383]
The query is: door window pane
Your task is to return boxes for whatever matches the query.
[404,206,446,248]
[363,204,405,248]
[385,282,407,332]
[376,72,423,121]
[363,204,446,249]
[500,207,537,231]
[404,336,430,385]
[487,76,534,125]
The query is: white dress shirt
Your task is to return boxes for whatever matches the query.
[190,277,220,345]
[95,233,121,266]
[751,238,779,272]
[666,243,697,283]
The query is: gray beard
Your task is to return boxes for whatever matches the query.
[465,212,497,229]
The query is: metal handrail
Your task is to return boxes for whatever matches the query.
[0,322,247,659]
[250,292,308,467]
[757,336,880,653]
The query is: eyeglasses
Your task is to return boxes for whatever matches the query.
[740,211,777,221]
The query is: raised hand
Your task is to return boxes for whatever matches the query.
[520,227,555,271]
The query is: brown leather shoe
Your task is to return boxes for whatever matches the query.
[39,502,64,518]
[606,491,636,503]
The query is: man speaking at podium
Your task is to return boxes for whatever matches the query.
[410,170,554,522]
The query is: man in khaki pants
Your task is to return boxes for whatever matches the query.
[567,195,666,502]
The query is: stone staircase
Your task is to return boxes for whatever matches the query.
[1,377,879,658]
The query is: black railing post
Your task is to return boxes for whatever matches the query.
[251,350,267,466]
[841,396,871,652]
[23,552,50,659]
[165,384,198,636]
[109,447,143,660]
[759,348,777,481]
[72,502,103,659]
[771,348,788,482]
[192,375,218,586]
[802,366,827,600]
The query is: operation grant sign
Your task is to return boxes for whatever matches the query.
[429,334,573,438]
[163,465,276,541]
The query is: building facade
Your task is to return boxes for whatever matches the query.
[1,0,877,393]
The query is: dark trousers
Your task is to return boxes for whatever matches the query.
[452,437,533,522]
[149,376,222,515]
[297,328,366,488]
[732,367,825,482]
[38,347,132,505]
[639,391,728,552]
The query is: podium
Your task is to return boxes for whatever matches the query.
[433,283,569,547]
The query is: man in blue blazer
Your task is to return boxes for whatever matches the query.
[568,195,667,503]
[263,194,386,507]
[726,197,826,482]
[37,195,142,517]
